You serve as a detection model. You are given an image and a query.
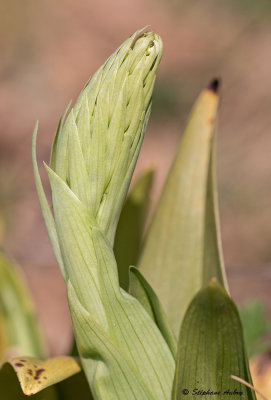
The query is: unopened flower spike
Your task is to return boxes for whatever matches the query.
[33,29,163,278]
[46,29,163,243]
[33,30,176,400]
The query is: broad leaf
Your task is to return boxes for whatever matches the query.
[0,251,46,359]
[129,266,177,358]
[46,165,175,399]
[172,280,256,400]
[68,282,154,400]
[139,80,228,336]
[0,362,57,400]
[114,169,154,290]
[0,356,81,397]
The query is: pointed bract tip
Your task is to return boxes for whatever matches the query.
[207,78,221,94]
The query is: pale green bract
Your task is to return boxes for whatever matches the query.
[51,29,163,245]
[33,30,175,399]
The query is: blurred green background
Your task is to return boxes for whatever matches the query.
[1,0,271,354]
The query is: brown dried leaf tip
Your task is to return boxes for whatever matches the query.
[207,78,221,94]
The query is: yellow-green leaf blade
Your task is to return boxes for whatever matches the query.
[0,356,81,396]
[129,266,177,358]
[202,137,228,288]
[140,81,228,336]
[32,123,65,278]
[172,281,256,400]
[68,281,155,400]
[46,165,175,399]
[0,362,58,400]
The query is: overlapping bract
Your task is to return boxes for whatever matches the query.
[50,30,163,244]
[33,30,176,400]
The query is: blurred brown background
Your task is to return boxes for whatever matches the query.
[1,0,271,355]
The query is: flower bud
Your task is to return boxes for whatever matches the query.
[51,30,163,243]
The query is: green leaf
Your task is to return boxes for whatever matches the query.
[68,282,154,400]
[139,80,228,336]
[114,169,154,290]
[129,266,177,358]
[239,301,271,358]
[46,165,175,399]
[0,251,46,359]
[172,280,256,400]
[202,136,228,287]
[32,123,65,278]
[50,101,72,172]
